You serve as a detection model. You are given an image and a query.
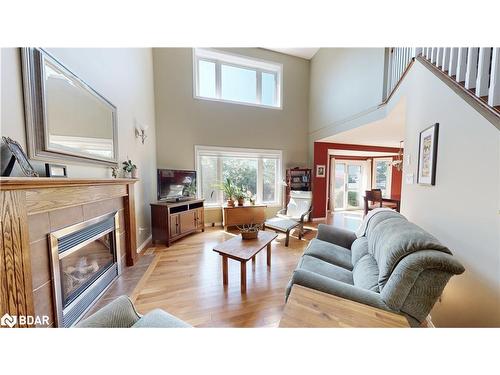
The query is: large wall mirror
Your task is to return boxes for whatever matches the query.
[21,48,118,166]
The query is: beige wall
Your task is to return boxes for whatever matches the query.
[153,48,310,172]
[0,48,157,248]
[389,61,500,327]
[309,48,386,136]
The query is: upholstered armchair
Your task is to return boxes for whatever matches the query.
[265,191,312,246]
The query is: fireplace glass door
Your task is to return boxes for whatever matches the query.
[60,232,115,307]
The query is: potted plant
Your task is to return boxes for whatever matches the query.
[122,159,137,178]
[247,190,256,205]
[237,223,262,240]
[214,178,237,207]
[234,186,247,206]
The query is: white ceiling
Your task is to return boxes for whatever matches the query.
[319,100,406,148]
[264,48,319,60]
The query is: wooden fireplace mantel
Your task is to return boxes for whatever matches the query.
[0,177,138,327]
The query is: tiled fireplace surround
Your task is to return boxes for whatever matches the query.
[0,178,138,328]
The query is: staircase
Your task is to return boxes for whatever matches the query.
[386,47,500,129]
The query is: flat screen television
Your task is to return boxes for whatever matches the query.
[157,169,197,201]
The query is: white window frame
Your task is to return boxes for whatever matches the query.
[372,157,393,198]
[193,48,283,109]
[195,145,283,207]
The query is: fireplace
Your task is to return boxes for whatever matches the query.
[49,212,121,327]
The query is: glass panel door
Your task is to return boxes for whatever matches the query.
[334,163,346,210]
[373,158,392,198]
[333,161,365,210]
[347,165,362,208]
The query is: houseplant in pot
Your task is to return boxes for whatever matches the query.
[234,186,247,206]
[237,223,262,240]
[122,159,137,178]
[214,178,237,207]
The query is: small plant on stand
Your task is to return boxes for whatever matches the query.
[234,186,247,206]
[122,159,137,178]
[214,178,237,207]
[246,190,256,205]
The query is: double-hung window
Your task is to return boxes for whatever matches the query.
[195,145,282,207]
[193,48,282,109]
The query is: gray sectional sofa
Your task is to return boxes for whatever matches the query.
[286,210,465,326]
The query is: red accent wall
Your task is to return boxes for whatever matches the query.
[312,142,402,219]
[391,157,402,199]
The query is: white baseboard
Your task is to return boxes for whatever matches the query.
[311,217,326,222]
[136,235,152,254]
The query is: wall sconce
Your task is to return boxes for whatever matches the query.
[135,124,148,144]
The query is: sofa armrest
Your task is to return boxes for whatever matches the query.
[76,295,141,328]
[287,269,391,312]
[132,309,191,328]
[316,224,357,249]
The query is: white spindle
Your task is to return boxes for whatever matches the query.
[436,48,444,67]
[393,48,398,87]
[465,47,479,89]
[414,47,422,57]
[448,48,458,77]
[391,48,397,90]
[431,47,437,63]
[397,48,403,80]
[425,47,430,58]
[488,48,500,107]
[442,48,450,72]
[476,48,492,97]
[456,48,468,82]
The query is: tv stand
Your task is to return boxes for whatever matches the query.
[151,199,205,247]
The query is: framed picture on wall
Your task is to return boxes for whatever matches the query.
[417,123,439,185]
[316,165,326,178]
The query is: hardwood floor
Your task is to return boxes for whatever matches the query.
[131,227,317,327]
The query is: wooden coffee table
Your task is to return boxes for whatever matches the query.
[213,231,278,293]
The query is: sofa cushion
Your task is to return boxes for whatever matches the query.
[299,255,354,285]
[357,209,406,238]
[351,237,369,266]
[132,309,191,328]
[303,238,353,270]
[368,217,452,289]
[352,254,379,292]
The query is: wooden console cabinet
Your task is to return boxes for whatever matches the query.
[151,199,205,246]
[222,204,266,231]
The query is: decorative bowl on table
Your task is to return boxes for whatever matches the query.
[238,223,262,240]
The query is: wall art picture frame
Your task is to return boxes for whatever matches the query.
[417,123,439,185]
[45,163,67,177]
[1,136,39,177]
[316,164,326,178]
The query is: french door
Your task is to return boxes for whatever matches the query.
[333,161,365,210]
[372,158,393,198]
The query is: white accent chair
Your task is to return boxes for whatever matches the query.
[264,191,313,246]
